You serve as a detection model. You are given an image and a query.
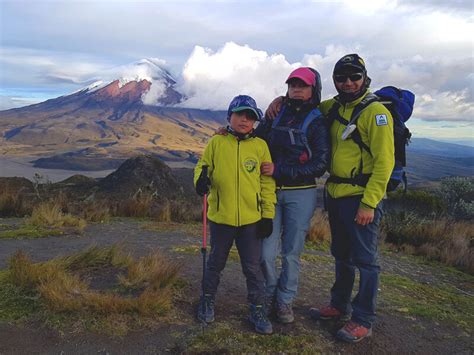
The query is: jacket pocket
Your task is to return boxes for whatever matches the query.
[256,193,260,212]
[216,190,220,212]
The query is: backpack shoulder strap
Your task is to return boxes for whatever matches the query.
[327,101,347,126]
[301,108,322,134]
[349,92,379,125]
[271,106,287,129]
[299,108,322,160]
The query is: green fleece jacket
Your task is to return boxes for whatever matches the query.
[319,91,395,209]
[194,133,276,226]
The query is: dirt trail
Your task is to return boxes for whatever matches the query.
[0,218,472,354]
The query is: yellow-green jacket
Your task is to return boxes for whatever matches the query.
[194,133,276,226]
[319,91,395,209]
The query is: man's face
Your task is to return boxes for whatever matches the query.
[229,111,256,134]
[288,78,312,101]
[334,71,364,94]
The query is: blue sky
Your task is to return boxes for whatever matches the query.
[0,0,473,142]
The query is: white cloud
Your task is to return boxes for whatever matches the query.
[0,96,42,110]
[177,42,294,110]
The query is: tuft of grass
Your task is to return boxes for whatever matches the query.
[29,201,87,231]
[380,273,474,331]
[0,189,31,217]
[186,322,330,354]
[118,195,154,218]
[2,245,181,334]
[306,208,331,250]
[155,199,172,222]
[80,201,111,223]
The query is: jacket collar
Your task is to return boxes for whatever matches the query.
[335,90,371,109]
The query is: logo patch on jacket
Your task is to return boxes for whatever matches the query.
[244,159,257,173]
[375,114,388,126]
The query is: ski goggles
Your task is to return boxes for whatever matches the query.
[334,73,364,83]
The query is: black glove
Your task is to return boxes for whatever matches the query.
[196,167,211,196]
[257,218,273,239]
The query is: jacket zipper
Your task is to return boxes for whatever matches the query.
[237,140,241,225]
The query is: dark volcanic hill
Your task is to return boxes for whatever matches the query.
[97,155,186,200]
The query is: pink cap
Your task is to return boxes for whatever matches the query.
[286,67,316,86]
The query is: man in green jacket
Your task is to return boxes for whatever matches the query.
[194,95,276,334]
[310,54,394,343]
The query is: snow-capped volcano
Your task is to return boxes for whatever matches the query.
[71,58,184,106]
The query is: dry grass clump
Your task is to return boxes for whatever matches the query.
[7,245,180,325]
[79,200,111,223]
[113,194,202,222]
[117,194,154,218]
[0,189,31,217]
[29,201,87,231]
[307,209,331,244]
[383,212,474,274]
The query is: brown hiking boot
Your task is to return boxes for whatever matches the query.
[336,321,372,343]
[276,302,294,323]
[309,304,350,321]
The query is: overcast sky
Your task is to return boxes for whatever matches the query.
[0,0,473,142]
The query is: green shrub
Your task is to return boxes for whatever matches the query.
[386,189,447,217]
[440,176,474,220]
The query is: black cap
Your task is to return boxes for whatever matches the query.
[334,54,367,74]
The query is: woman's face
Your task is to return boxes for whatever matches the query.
[288,79,312,101]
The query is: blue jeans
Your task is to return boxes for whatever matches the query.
[327,195,383,329]
[261,188,317,305]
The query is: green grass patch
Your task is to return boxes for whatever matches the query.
[186,322,329,354]
[0,225,63,239]
[142,222,202,235]
[305,240,330,252]
[380,273,474,331]
[172,245,240,261]
[301,253,333,264]
[0,270,40,322]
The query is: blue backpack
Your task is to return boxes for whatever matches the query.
[327,86,415,192]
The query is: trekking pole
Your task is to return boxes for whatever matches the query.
[200,166,209,297]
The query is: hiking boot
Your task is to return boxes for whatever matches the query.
[336,321,372,343]
[309,304,350,321]
[249,304,273,335]
[197,294,215,323]
[276,302,294,324]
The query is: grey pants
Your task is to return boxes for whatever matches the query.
[204,221,265,305]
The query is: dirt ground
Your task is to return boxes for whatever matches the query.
[0,218,472,354]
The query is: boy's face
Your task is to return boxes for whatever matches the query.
[229,110,256,134]
[288,78,312,101]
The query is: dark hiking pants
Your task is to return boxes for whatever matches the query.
[203,221,266,305]
[327,195,384,329]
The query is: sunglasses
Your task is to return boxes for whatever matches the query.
[334,73,364,83]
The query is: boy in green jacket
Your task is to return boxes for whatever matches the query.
[194,95,276,334]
